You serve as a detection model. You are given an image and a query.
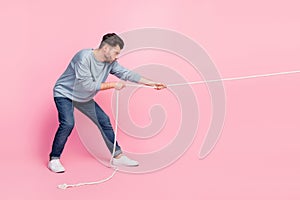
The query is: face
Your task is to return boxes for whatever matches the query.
[103,44,121,63]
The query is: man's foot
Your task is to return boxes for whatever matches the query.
[48,159,65,173]
[112,155,139,167]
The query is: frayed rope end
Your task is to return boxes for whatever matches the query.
[58,183,68,190]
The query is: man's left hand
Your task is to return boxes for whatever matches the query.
[152,82,167,90]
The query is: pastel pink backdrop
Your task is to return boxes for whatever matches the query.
[1,0,299,199]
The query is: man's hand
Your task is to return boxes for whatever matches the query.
[114,81,126,90]
[138,77,167,90]
[151,82,167,90]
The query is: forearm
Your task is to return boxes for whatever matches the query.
[138,77,167,90]
[100,82,117,90]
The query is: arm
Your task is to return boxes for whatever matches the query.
[99,78,166,91]
[100,82,125,90]
[138,77,167,90]
[110,61,167,90]
[110,62,141,83]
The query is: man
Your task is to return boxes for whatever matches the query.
[49,33,166,173]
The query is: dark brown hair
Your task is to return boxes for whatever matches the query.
[99,33,124,49]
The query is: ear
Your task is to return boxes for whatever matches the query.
[102,45,110,53]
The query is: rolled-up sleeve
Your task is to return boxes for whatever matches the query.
[110,61,141,83]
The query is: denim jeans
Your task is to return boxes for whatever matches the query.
[49,97,122,160]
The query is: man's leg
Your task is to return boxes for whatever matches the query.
[73,99,122,157]
[74,99,138,167]
[48,97,75,173]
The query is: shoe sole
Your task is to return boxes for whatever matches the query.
[48,166,65,173]
[48,168,65,173]
[112,162,139,167]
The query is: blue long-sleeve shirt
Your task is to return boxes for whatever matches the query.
[53,49,141,102]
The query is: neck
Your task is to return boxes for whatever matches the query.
[93,48,106,62]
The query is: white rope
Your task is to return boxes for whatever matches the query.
[57,69,300,190]
[57,169,118,189]
[127,70,300,88]
[57,91,120,190]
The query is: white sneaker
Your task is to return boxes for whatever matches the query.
[112,155,139,167]
[48,159,65,173]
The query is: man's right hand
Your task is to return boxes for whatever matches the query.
[114,82,126,90]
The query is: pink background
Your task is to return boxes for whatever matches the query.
[1,0,300,199]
